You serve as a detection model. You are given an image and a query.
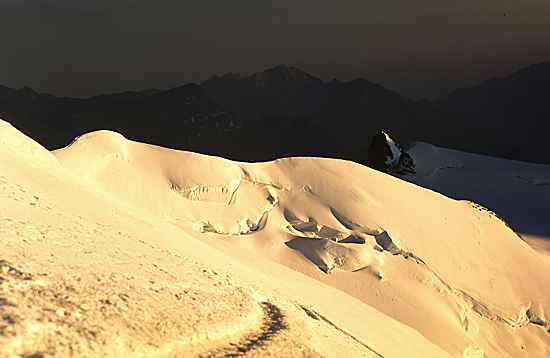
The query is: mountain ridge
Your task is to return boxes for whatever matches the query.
[1,62,548,164]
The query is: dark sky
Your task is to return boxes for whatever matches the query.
[2,0,550,99]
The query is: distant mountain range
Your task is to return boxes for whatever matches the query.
[1,62,549,163]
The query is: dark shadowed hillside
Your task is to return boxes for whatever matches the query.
[1,63,549,164]
[428,62,550,163]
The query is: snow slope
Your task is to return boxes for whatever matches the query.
[0,121,449,357]
[402,142,550,252]
[2,119,550,357]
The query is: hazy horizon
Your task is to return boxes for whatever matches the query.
[2,0,550,99]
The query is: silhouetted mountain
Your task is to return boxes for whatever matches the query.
[427,62,550,163]
[0,63,549,164]
[0,83,236,152]
[201,66,418,159]
[203,64,326,121]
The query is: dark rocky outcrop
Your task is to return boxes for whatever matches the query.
[365,131,415,174]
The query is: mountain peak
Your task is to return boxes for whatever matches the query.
[442,61,550,102]
[249,64,321,84]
